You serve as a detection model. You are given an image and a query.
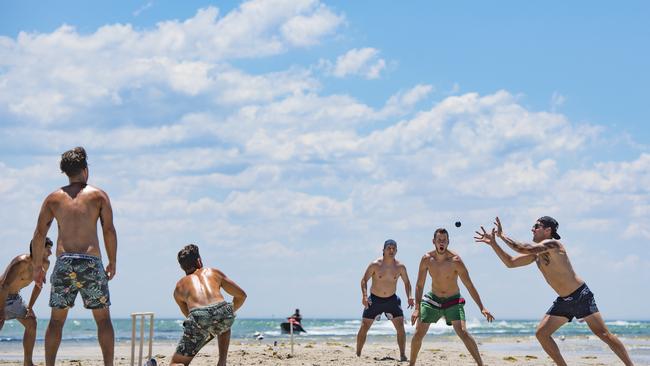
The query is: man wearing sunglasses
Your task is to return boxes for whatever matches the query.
[475,216,633,366]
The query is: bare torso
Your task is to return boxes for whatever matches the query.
[47,183,105,256]
[0,255,49,294]
[369,258,404,297]
[424,251,461,297]
[535,243,583,297]
[174,268,226,311]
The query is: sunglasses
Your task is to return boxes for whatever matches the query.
[532,223,545,230]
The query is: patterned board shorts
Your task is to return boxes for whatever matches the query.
[4,294,28,320]
[49,253,111,309]
[176,302,235,357]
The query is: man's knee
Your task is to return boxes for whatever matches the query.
[593,328,614,342]
[454,326,469,339]
[413,324,428,339]
[535,327,553,341]
[48,318,66,329]
[23,318,37,331]
[360,320,373,331]
[96,318,113,330]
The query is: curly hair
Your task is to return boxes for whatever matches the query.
[178,244,201,273]
[60,147,88,177]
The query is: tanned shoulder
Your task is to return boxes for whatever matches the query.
[540,239,562,250]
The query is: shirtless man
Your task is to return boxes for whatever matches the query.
[0,238,53,366]
[31,147,117,366]
[171,244,247,366]
[475,216,633,366]
[409,229,494,366]
[357,239,414,361]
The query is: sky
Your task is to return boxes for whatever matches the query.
[0,0,649,320]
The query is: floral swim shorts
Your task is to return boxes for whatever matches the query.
[49,253,110,309]
[176,302,235,357]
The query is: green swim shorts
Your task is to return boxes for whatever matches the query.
[419,292,465,326]
[176,302,235,357]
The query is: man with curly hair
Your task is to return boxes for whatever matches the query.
[31,147,118,366]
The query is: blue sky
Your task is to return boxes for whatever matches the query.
[1,1,649,321]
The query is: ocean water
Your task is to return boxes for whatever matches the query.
[1,318,649,343]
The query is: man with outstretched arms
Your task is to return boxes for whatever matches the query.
[31,147,117,366]
[475,216,633,366]
[171,244,247,366]
[0,238,53,366]
[410,228,494,366]
[357,239,414,362]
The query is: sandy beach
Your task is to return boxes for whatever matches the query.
[2,336,647,365]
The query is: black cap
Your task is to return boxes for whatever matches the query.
[383,239,397,249]
[538,216,561,239]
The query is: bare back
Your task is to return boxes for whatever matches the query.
[0,256,35,294]
[174,268,226,311]
[369,258,405,297]
[46,183,107,256]
[535,243,583,296]
[424,251,461,297]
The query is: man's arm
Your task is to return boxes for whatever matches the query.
[455,258,494,322]
[474,226,536,268]
[31,198,55,287]
[173,287,190,318]
[99,191,117,280]
[218,270,247,312]
[360,263,375,308]
[411,255,429,325]
[494,217,561,255]
[25,261,49,318]
[398,264,415,309]
[499,235,561,255]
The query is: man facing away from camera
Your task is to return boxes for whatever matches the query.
[171,244,247,366]
[31,147,117,366]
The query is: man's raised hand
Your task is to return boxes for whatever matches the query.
[474,226,496,246]
[494,217,504,238]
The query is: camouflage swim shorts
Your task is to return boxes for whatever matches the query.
[49,253,110,309]
[176,302,235,357]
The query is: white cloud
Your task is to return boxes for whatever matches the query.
[331,47,386,79]
[2,3,649,319]
[0,0,343,123]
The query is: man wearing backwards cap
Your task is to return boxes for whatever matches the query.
[475,217,634,366]
[357,239,414,362]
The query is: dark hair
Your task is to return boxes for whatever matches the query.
[433,228,449,239]
[538,216,561,239]
[30,237,53,257]
[178,244,201,273]
[60,147,88,177]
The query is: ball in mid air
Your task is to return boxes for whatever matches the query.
[455,221,461,228]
